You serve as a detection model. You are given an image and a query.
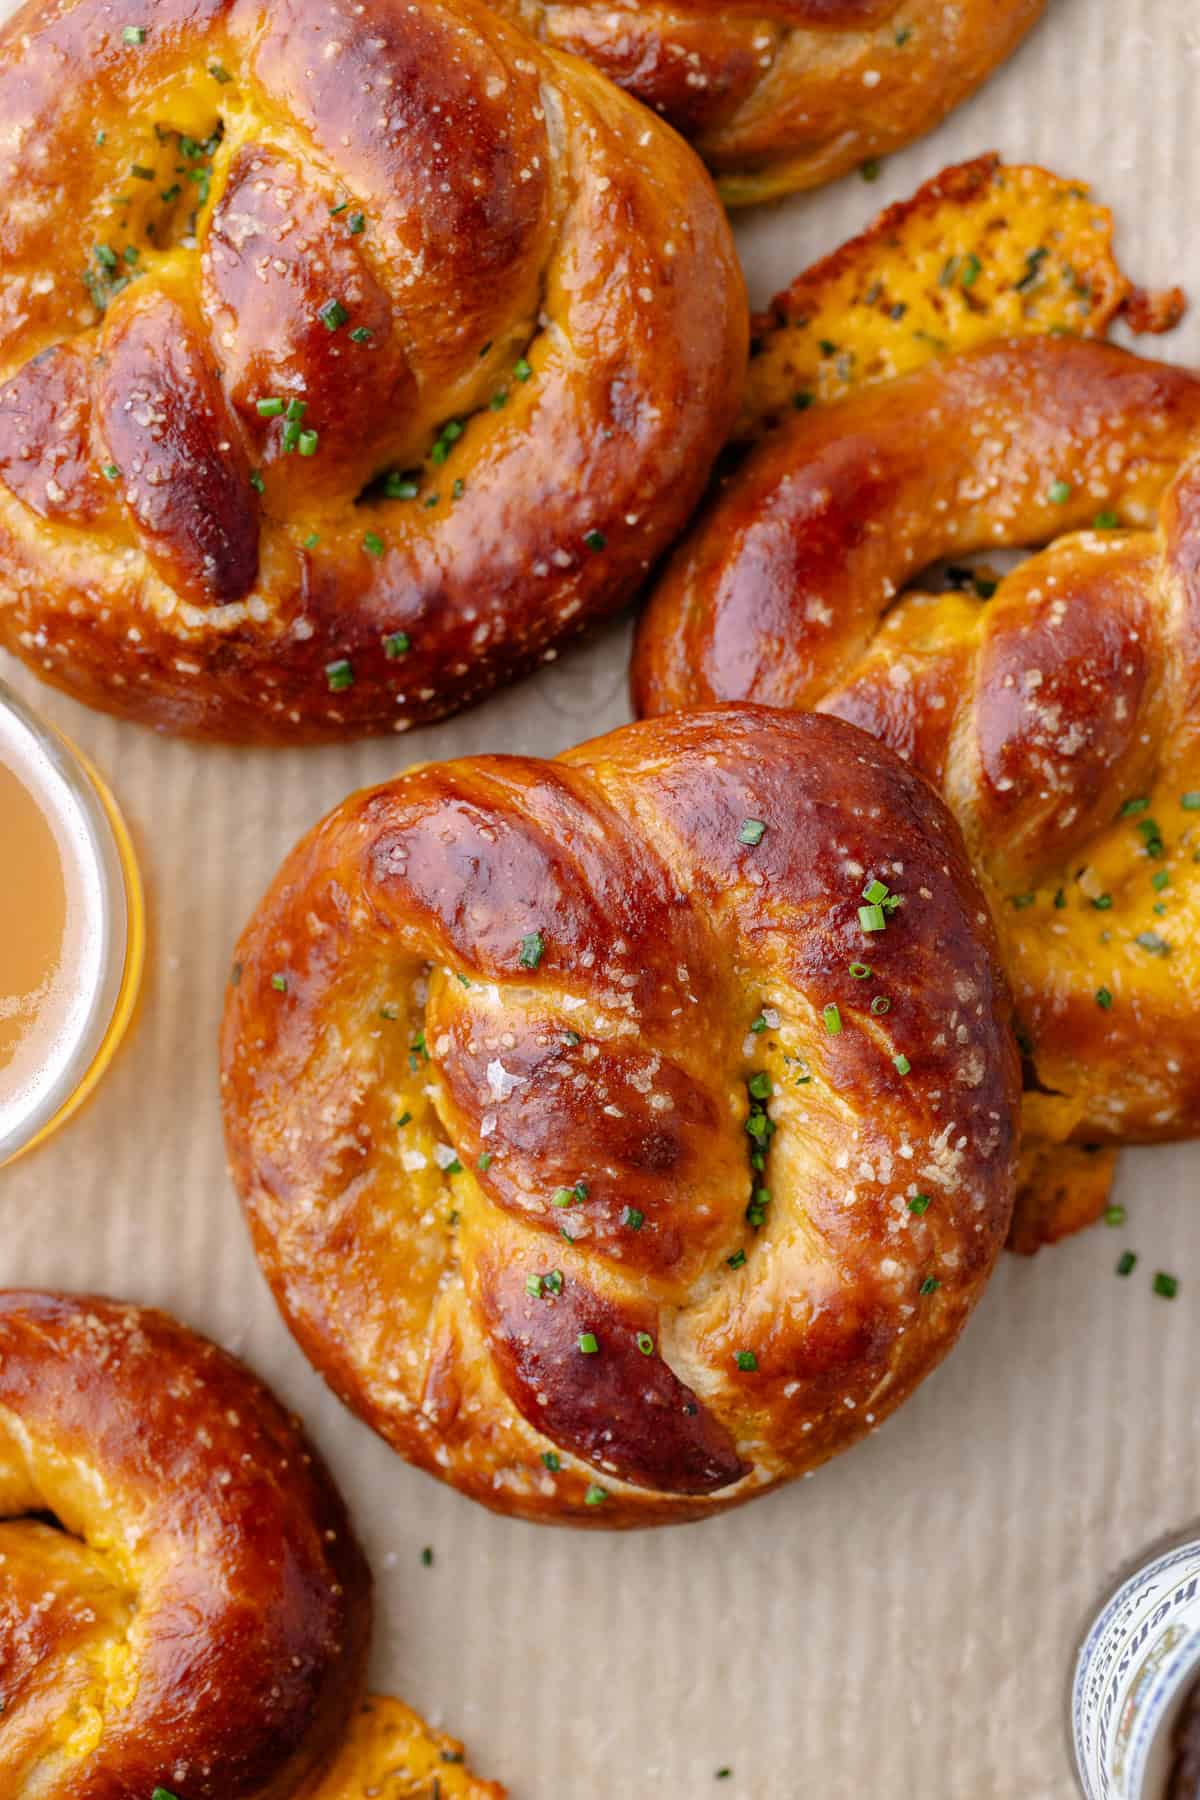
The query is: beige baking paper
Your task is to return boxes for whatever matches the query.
[3,2,1199,1794]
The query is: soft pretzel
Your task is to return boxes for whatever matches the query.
[633,169,1200,1217]
[0,0,744,743]
[0,1290,371,1799]
[222,706,1019,1527]
[491,0,1045,205]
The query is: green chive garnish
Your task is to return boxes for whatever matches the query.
[823,1004,842,1035]
[735,1350,758,1371]
[325,658,353,692]
[384,631,410,658]
[542,1451,560,1471]
[518,931,544,969]
[578,1333,599,1354]
[636,1332,654,1356]
[908,1194,931,1215]
[1048,479,1072,505]
[318,298,349,331]
[920,1276,939,1295]
[738,818,766,846]
[584,1484,607,1505]
[1116,1251,1137,1277]
[1153,1271,1179,1299]
[362,532,385,557]
[1096,987,1113,1009]
[622,1206,644,1231]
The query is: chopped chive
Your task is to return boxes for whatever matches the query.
[822,1003,842,1035]
[271,973,288,992]
[348,211,366,234]
[1153,1271,1179,1300]
[544,1270,563,1294]
[908,1194,931,1215]
[793,391,814,411]
[1104,1204,1126,1227]
[747,1072,771,1100]
[622,1206,644,1231]
[892,1053,911,1075]
[362,531,385,557]
[94,243,118,269]
[738,818,766,846]
[477,1151,492,1172]
[749,1013,768,1033]
[303,531,320,549]
[1120,796,1149,817]
[920,1276,940,1295]
[1094,510,1120,530]
[1048,479,1073,505]
[209,60,232,82]
[298,429,319,456]
[130,163,155,181]
[514,357,532,381]
[584,1484,607,1505]
[1152,870,1170,892]
[727,1249,746,1268]
[636,1332,654,1356]
[1116,1251,1137,1277]
[849,962,872,980]
[1135,931,1171,955]
[325,658,353,692]
[1010,893,1036,910]
[384,473,419,499]
[489,389,508,411]
[541,1451,560,1471]
[396,1111,412,1128]
[329,201,349,216]
[285,398,307,422]
[735,1350,758,1372]
[318,298,349,331]
[102,462,121,481]
[960,254,982,288]
[1181,792,1200,811]
[859,903,886,933]
[421,1547,433,1567]
[1092,894,1112,911]
[122,24,146,44]
[578,1332,599,1355]
[256,397,284,417]
[860,158,882,182]
[384,631,410,658]
[349,326,373,343]
[870,995,891,1015]
[518,930,544,969]
[525,1274,543,1297]
[863,878,888,904]
[1095,987,1113,1010]
[552,1187,577,1208]
[249,469,265,493]
[584,529,607,552]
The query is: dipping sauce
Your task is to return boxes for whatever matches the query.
[0,685,142,1164]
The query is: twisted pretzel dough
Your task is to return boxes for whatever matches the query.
[0,0,744,742]
[0,1291,371,1800]
[222,706,1019,1526]
[634,330,1200,1164]
[493,0,1046,205]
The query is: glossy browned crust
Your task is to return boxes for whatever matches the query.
[222,705,1019,1527]
[0,1291,371,1800]
[0,0,745,743]
[493,0,1045,203]
[634,333,1200,1162]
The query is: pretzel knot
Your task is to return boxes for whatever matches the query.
[0,1292,370,1799]
[634,338,1200,1155]
[0,0,744,743]
[222,708,1019,1526]
[489,0,1045,204]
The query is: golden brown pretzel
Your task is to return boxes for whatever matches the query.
[490,0,1045,204]
[0,1291,371,1800]
[221,706,1019,1527]
[0,0,744,743]
[633,178,1200,1199]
